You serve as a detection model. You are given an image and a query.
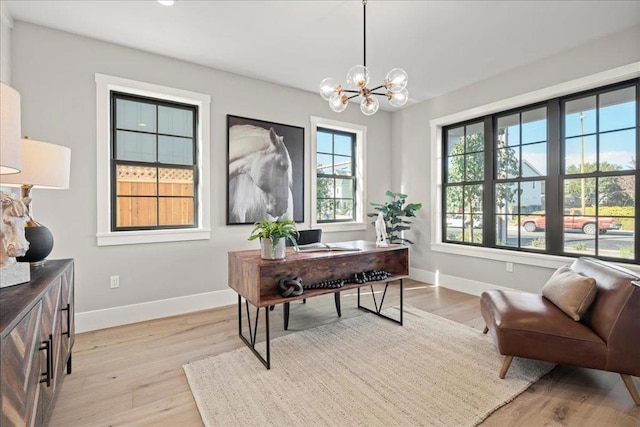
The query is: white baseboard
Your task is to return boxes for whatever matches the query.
[75,288,237,333]
[410,267,513,297]
[76,269,510,333]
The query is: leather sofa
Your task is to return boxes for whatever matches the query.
[480,257,640,404]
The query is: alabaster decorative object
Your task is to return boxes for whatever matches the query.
[375,211,389,247]
[0,191,31,287]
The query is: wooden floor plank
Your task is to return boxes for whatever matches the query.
[49,280,640,426]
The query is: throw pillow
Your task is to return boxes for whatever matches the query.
[542,265,597,321]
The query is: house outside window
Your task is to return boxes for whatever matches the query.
[441,79,638,264]
[95,74,211,246]
[310,116,366,232]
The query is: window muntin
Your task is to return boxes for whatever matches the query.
[111,92,198,231]
[316,128,356,222]
[441,79,638,264]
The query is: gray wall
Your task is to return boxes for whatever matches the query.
[392,25,640,293]
[0,2,10,83]
[10,19,640,321]
[11,22,392,314]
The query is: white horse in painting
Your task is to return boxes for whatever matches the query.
[228,125,294,223]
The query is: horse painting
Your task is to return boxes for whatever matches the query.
[0,191,31,268]
[228,125,294,224]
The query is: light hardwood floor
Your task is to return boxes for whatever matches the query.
[49,280,640,426]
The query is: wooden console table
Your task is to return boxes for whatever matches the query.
[228,241,408,368]
[1,259,75,426]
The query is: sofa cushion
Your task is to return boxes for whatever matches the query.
[542,265,597,321]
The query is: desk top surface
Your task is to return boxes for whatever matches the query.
[228,240,406,265]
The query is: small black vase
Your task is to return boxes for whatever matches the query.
[18,225,54,266]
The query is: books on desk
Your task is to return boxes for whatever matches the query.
[295,243,362,253]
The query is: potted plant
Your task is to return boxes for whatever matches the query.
[368,191,423,244]
[248,218,299,260]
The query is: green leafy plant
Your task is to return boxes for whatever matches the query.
[368,191,423,244]
[530,237,546,248]
[569,241,588,251]
[248,219,299,257]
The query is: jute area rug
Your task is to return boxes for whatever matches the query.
[183,306,554,427]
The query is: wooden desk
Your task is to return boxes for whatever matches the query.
[228,241,409,368]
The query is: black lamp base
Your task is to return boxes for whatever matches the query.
[17,224,54,266]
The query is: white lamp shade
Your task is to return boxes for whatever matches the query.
[0,138,71,189]
[0,83,22,174]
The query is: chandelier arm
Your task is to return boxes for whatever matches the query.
[370,92,388,97]
[347,93,361,100]
[343,89,360,94]
[369,84,385,91]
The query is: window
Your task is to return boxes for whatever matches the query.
[310,116,366,231]
[112,93,197,230]
[561,85,637,258]
[96,74,211,246]
[443,122,484,244]
[441,79,638,264]
[316,128,356,222]
[494,106,548,250]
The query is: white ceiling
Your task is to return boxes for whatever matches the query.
[5,1,640,110]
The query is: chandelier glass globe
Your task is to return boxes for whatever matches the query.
[329,94,348,112]
[319,78,340,101]
[360,96,379,116]
[385,68,408,91]
[346,65,370,90]
[388,87,409,107]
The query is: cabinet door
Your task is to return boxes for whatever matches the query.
[37,279,62,422]
[1,301,44,427]
[59,262,74,373]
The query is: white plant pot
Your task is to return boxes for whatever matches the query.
[261,237,286,260]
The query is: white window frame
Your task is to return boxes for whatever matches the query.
[429,63,640,271]
[95,73,211,246]
[310,116,366,232]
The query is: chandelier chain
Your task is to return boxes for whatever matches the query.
[363,0,366,68]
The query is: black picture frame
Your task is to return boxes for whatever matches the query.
[227,115,304,225]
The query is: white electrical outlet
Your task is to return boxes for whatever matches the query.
[506,262,514,273]
[110,275,120,289]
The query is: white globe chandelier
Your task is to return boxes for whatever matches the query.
[319,0,408,116]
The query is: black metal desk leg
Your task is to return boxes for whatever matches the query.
[357,279,403,325]
[400,279,403,326]
[283,302,290,331]
[237,295,271,369]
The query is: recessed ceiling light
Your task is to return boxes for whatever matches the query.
[157,0,175,6]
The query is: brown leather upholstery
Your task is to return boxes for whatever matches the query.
[481,257,640,402]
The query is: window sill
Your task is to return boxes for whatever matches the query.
[430,242,640,273]
[97,228,211,246]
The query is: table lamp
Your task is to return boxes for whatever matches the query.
[0,138,71,266]
[0,83,22,174]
